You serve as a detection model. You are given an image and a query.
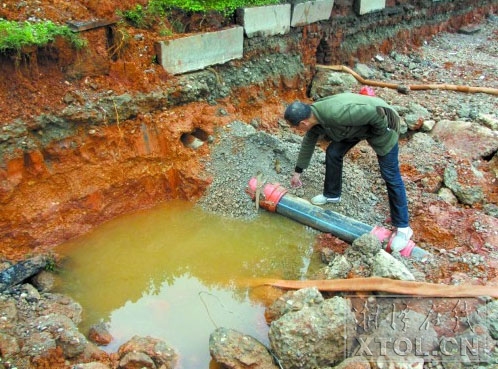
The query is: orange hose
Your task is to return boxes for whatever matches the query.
[249,276,498,298]
[317,65,498,96]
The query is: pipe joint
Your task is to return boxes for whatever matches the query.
[247,177,287,212]
[371,226,415,257]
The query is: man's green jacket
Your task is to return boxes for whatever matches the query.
[295,92,400,172]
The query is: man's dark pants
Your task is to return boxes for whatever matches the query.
[324,140,409,228]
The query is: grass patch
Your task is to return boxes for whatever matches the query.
[148,0,283,15]
[118,0,283,30]
[0,19,87,55]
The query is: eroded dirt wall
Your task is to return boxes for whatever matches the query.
[0,0,497,260]
[318,0,498,65]
[0,103,233,259]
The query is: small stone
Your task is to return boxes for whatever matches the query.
[87,322,113,346]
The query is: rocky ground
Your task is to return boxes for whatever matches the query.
[0,5,497,369]
[198,16,498,286]
[203,19,498,368]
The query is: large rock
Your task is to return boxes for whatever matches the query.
[331,356,371,368]
[269,296,353,368]
[404,102,431,131]
[0,332,20,357]
[119,351,155,369]
[30,270,56,292]
[443,160,485,205]
[321,254,353,279]
[33,313,88,358]
[323,233,415,280]
[265,287,324,323]
[430,120,498,160]
[350,233,382,257]
[87,321,113,346]
[117,335,177,369]
[487,300,498,340]
[323,233,382,278]
[348,309,438,366]
[21,331,56,357]
[371,250,415,281]
[42,292,83,325]
[209,327,277,369]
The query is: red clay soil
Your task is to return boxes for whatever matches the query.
[0,0,305,262]
[1,2,496,369]
[0,0,258,124]
[1,1,497,285]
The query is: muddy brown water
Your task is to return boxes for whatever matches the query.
[54,200,322,369]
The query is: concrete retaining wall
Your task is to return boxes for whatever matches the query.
[236,3,291,38]
[354,0,385,15]
[291,0,335,27]
[155,26,244,75]
[156,0,336,74]
[155,0,498,75]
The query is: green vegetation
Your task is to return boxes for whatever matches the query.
[119,0,282,29]
[0,0,282,56]
[0,19,87,54]
[117,5,152,29]
[44,253,60,273]
[148,0,283,15]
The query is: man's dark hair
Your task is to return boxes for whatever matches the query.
[284,101,312,126]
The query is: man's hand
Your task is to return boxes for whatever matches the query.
[290,172,303,188]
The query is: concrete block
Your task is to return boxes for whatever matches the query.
[355,0,386,15]
[155,26,244,75]
[291,0,334,27]
[236,4,291,38]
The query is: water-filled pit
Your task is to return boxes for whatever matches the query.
[54,200,322,369]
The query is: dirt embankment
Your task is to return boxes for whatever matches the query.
[0,1,497,368]
[0,0,308,260]
[1,0,497,261]
[1,0,496,290]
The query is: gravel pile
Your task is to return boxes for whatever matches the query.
[198,17,498,228]
[197,17,498,286]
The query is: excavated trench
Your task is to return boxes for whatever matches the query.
[1,1,498,368]
[2,3,496,260]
